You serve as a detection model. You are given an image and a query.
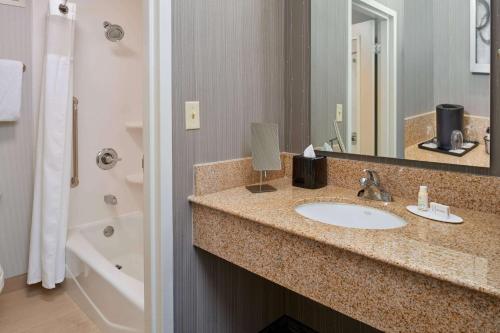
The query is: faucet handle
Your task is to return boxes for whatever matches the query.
[359,177,369,187]
[96,148,122,170]
[363,169,380,186]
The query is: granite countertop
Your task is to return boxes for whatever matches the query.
[189,177,500,299]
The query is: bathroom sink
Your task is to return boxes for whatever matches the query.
[295,202,406,230]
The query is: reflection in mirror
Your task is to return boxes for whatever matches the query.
[310,0,491,168]
[250,123,282,172]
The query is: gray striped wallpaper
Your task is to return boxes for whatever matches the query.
[285,0,311,153]
[173,1,286,331]
[401,0,491,118]
[402,0,435,118]
[172,0,379,332]
[433,0,490,117]
[310,0,349,148]
[0,1,33,279]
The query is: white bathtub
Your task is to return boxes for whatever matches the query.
[66,212,144,333]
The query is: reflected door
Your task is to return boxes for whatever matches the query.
[352,20,376,156]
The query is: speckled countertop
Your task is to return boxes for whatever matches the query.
[189,177,500,299]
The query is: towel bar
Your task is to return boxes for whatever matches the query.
[71,97,79,188]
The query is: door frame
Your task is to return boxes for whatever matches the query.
[352,20,376,155]
[145,0,174,332]
[351,36,362,154]
[347,0,398,157]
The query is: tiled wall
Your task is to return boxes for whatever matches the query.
[66,0,145,226]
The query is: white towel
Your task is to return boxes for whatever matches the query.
[0,59,23,122]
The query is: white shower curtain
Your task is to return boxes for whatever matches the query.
[28,0,76,289]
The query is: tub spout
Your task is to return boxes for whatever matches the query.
[104,194,118,206]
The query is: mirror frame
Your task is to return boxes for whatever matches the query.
[309,0,499,177]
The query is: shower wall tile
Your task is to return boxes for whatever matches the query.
[67,0,145,226]
[0,1,33,278]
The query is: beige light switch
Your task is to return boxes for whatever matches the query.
[185,101,200,130]
[336,104,343,122]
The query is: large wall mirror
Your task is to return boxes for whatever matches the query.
[309,0,492,168]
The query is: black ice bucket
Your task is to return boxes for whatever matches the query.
[436,104,464,150]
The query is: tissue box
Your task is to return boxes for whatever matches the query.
[292,155,327,189]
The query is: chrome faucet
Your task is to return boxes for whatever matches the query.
[357,169,392,202]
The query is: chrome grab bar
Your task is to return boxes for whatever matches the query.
[71,97,79,188]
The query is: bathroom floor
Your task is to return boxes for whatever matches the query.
[0,283,100,333]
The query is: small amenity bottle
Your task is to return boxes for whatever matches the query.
[418,186,429,211]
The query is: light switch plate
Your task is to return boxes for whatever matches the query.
[185,101,200,130]
[336,104,343,122]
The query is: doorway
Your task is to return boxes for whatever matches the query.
[351,20,376,155]
[348,0,398,157]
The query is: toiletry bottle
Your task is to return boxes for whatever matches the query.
[418,186,429,211]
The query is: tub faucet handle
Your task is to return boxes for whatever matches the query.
[104,194,118,205]
[97,148,122,170]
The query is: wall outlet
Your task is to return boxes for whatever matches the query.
[185,101,200,130]
[336,104,343,122]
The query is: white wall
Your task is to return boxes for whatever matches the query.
[0,1,33,279]
[68,0,144,226]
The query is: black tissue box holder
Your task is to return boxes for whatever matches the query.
[292,155,327,189]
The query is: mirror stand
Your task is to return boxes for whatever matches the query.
[246,171,277,193]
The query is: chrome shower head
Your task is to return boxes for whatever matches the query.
[103,21,125,42]
[59,0,69,14]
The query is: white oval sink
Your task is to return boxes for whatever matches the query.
[295,202,407,230]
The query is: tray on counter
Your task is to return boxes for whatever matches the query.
[417,139,479,157]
